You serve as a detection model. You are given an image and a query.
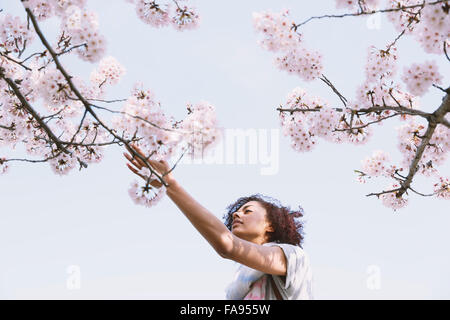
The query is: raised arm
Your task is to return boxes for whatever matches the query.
[165,180,233,257]
[167,181,287,276]
[123,144,287,276]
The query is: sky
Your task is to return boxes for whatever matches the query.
[0,0,449,299]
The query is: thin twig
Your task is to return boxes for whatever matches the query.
[294,0,444,28]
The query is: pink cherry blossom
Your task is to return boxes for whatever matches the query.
[401,60,443,96]
[130,0,200,31]
[90,56,126,89]
[134,0,171,28]
[279,87,346,151]
[379,184,409,210]
[275,47,324,82]
[386,0,450,54]
[0,157,9,174]
[252,9,300,52]
[396,120,448,178]
[0,2,218,210]
[0,14,35,53]
[128,179,167,207]
[364,46,398,84]
[434,176,450,200]
[361,150,392,178]
[111,84,221,208]
[253,10,323,82]
[180,101,221,158]
[22,0,55,21]
[386,0,424,34]
[51,0,88,18]
[58,6,106,62]
[48,150,79,175]
[335,0,382,11]
[171,4,200,31]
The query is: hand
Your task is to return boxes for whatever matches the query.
[123,143,176,188]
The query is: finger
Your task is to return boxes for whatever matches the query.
[126,163,146,181]
[124,152,143,170]
[129,143,147,158]
[127,163,163,187]
[125,145,147,166]
[124,151,146,169]
[129,151,147,168]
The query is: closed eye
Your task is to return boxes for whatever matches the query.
[245,210,252,213]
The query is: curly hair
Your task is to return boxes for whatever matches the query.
[223,193,305,248]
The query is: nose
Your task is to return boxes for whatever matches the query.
[232,211,241,221]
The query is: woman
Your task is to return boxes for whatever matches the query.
[123,144,314,300]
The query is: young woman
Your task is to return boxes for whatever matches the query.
[123,144,314,300]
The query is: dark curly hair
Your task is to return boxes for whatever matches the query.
[223,193,306,248]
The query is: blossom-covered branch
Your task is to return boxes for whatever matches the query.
[0,0,221,207]
[253,0,449,210]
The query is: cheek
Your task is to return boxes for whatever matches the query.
[246,218,266,232]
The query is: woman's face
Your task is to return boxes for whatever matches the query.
[231,200,274,245]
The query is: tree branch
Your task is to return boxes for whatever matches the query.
[396,93,450,197]
[294,0,445,29]
[319,74,348,107]
[24,7,169,187]
[0,70,70,154]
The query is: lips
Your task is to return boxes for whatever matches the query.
[232,220,243,227]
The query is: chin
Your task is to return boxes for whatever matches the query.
[231,229,241,235]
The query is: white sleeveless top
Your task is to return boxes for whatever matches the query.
[225,242,314,300]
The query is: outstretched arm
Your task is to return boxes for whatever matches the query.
[165,179,233,257]
[167,181,287,276]
[123,144,231,257]
[123,144,287,276]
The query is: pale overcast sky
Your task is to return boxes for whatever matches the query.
[1,0,449,299]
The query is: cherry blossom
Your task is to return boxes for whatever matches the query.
[386,0,450,54]
[401,60,443,96]
[130,0,200,31]
[335,0,382,11]
[275,47,324,82]
[171,4,200,31]
[361,150,392,178]
[58,6,106,62]
[180,101,221,158]
[434,176,450,200]
[90,56,126,89]
[112,82,179,161]
[379,183,409,210]
[134,0,171,28]
[109,84,220,206]
[386,0,424,34]
[364,46,398,84]
[253,10,323,82]
[128,179,166,207]
[264,2,448,209]
[22,0,54,21]
[0,2,217,210]
[0,14,35,53]
[396,119,448,178]
[252,9,300,52]
[0,157,9,174]
[280,87,376,148]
